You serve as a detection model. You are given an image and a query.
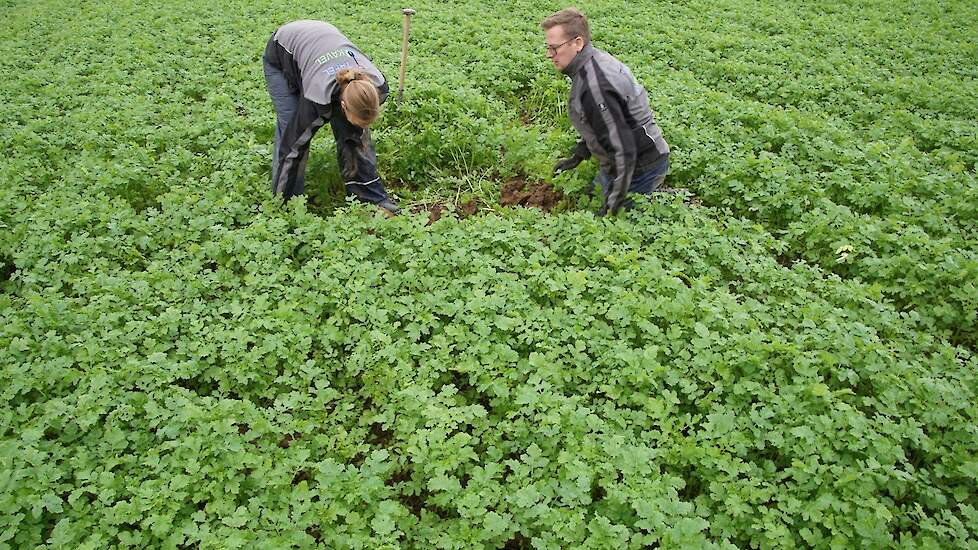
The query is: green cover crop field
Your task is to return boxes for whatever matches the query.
[2,0,977,548]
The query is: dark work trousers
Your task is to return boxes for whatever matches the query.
[592,154,670,211]
[262,56,390,204]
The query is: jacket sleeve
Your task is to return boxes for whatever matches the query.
[581,71,636,215]
[273,98,328,198]
[333,82,389,186]
[333,111,382,186]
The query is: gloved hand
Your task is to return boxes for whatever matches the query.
[596,197,623,218]
[552,155,584,178]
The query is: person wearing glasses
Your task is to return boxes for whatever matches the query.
[543,8,670,216]
[263,20,400,214]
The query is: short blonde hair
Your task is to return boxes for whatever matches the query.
[541,8,591,45]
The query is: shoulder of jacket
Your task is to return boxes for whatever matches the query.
[582,55,630,95]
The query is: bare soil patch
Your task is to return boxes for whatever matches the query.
[499,178,563,212]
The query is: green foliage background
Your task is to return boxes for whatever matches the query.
[1,0,976,548]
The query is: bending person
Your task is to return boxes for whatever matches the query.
[263,20,399,213]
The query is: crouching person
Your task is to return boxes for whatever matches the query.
[263,20,399,214]
[544,8,670,216]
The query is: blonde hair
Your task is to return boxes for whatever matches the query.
[336,69,380,126]
[541,7,591,45]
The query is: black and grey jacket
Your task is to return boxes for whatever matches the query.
[563,44,669,214]
[263,20,390,197]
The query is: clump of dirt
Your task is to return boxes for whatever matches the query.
[411,202,446,225]
[458,200,480,217]
[499,178,563,212]
[411,200,483,225]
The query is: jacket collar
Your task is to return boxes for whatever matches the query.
[562,43,595,77]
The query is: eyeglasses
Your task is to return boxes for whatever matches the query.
[545,36,579,55]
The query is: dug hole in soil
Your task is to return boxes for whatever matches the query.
[496,178,699,210]
[409,178,561,226]
[499,178,563,211]
[411,179,697,225]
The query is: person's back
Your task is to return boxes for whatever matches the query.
[564,44,669,190]
[271,20,386,106]
[584,47,659,139]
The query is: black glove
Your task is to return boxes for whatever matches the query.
[596,197,624,218]
[552,155,584,178]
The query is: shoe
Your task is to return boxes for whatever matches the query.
[377,199,400,215]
